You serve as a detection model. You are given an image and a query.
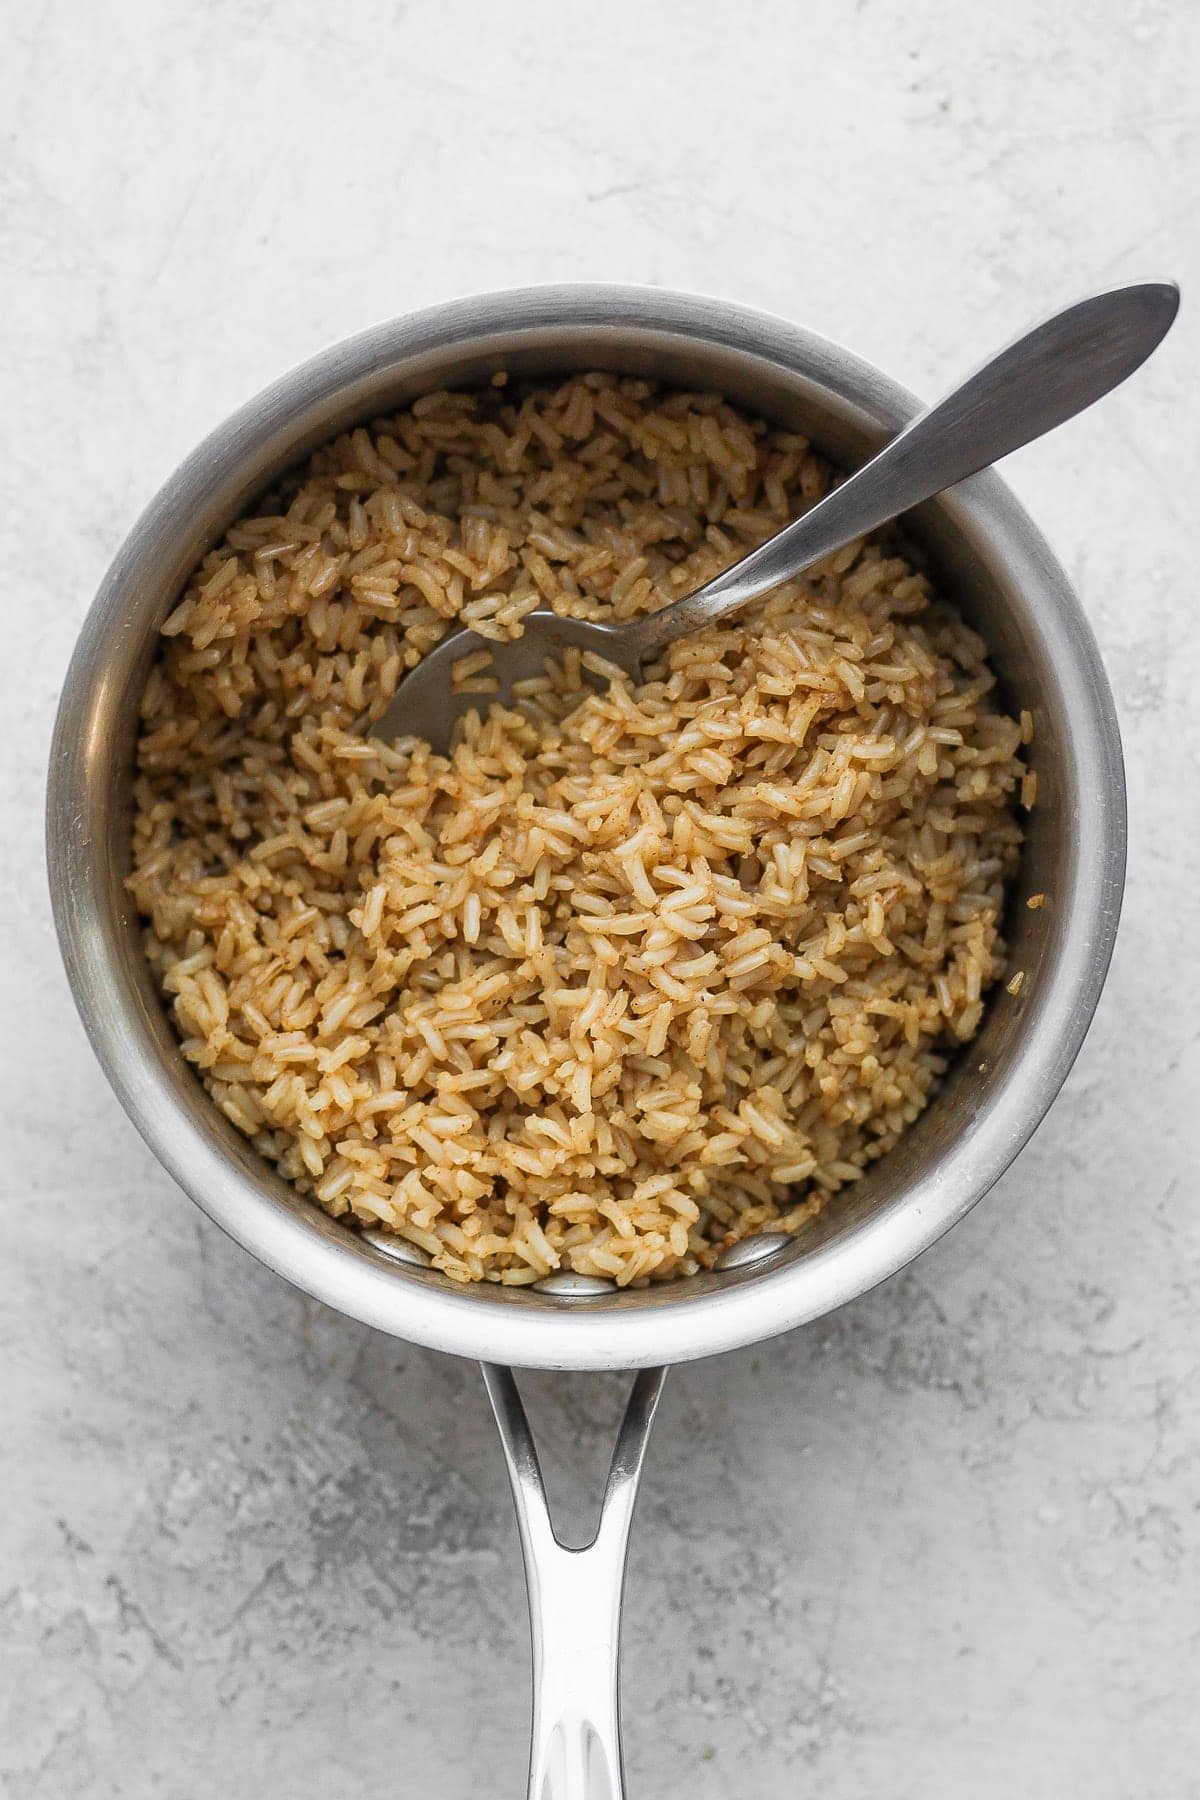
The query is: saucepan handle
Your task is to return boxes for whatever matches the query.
[481,1363,668,1800]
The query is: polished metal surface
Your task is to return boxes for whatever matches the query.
[379,607,644,758]
[482,1364,667,1800]
[712,1230,794,1272]
[381,284,1178,752]
[46,283,1129,1372]
[532,1271,620,1298]
[360,1227,431,1268]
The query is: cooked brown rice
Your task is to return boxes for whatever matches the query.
[129,376,1025,1287]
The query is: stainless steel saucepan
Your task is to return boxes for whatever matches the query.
[46,286,1129,1799]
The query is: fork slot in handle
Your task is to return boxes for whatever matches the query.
[481,1363,668,1800]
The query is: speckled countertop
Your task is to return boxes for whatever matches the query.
[4,2,1199,1795]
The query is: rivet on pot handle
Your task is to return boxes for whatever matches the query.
[482,1364,668,1800]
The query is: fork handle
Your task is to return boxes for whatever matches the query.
[626,281,1178,658]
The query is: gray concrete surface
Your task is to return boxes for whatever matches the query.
[4,2,1199,1794]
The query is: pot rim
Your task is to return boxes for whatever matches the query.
[46,283,1126,1369]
